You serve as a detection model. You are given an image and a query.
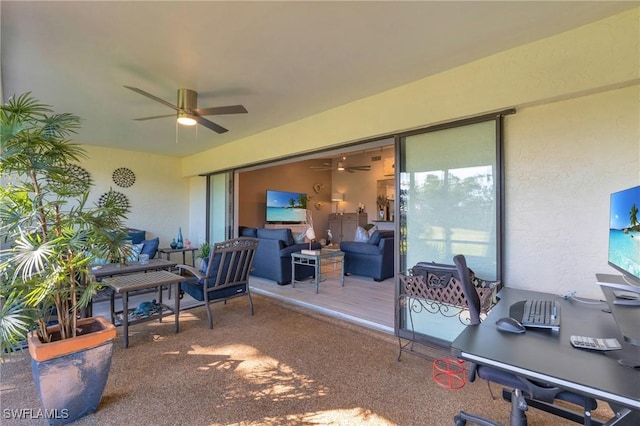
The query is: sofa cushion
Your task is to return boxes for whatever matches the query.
[127,228,146,244]
[340,241,382,255]
[140,237,159,259]
[256,228,295,246]
[239,226,258,237]
[367,230,393,245]
[279,242,322,258]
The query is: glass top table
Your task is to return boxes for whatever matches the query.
[291,249,345,293]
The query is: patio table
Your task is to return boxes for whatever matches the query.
[102,270,184,348]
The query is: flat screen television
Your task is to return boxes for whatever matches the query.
[265,190,307,224]
[608,184,640,287]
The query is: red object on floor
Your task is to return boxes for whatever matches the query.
[432,358,466,389]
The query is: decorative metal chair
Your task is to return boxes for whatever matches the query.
[177,237,258,329]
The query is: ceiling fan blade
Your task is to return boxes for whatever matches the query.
[133,114,175,121]
[196,116,228,134]
[124,86,178,111]
[194,105,248,116]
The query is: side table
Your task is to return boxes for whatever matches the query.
[158,247,198,267]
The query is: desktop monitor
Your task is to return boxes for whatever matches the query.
[607,184,640,289]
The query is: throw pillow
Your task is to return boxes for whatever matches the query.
[141,237,160,259]
[293,231,306,244]
[354,226,369,243]
[367,225,378,238]
[126,243,144,262]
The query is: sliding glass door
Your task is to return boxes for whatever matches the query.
[397,116,504,345]
[207,171,234,243]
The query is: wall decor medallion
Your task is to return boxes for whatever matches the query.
[98,190,131,210]
[46,164,92,194]
[313,183,324,193]
[112,167,136,188]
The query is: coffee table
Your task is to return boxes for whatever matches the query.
[101,270,184,348]
[291,249,345,293]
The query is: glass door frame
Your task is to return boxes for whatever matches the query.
[394,109,513,347]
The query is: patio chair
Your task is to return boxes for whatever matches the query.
[177,237,258,329]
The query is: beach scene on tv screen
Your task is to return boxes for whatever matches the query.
[266,191,307,222]
[609,186,640,279]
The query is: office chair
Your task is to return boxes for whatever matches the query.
[452,254,599,426]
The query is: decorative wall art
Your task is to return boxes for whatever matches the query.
[112,167,136,188]
[47,164,92,193]
[98,190,131,210]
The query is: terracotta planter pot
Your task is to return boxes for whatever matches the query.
[27,316,117,425]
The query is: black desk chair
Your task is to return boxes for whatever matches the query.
[452,254,599,426]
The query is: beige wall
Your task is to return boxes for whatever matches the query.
[81,145,191,250]
[504,85,639,297]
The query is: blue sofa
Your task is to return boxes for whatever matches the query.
[340,230,394,281]
[240,227,322,285]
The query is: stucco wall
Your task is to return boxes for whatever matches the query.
[504,85,639,298]
[81,145,190,250]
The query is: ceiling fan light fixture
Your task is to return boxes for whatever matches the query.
[177,112,197,126]
[337,161,345,171]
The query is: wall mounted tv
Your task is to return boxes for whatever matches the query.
[266,190,308,224]
[608,184,640,286]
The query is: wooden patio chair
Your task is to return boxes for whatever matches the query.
[177,237,258,329]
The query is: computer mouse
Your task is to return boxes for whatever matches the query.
[495,317,526,334]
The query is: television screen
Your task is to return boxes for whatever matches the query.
[608,184,640,285]
[266,190,308,223]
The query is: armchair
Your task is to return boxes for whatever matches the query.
[178,237,258,329]
[452,254,598,426]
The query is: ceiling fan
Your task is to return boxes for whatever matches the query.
[124,86,247,134]
[311,158,371,173]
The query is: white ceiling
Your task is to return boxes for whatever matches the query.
[2,1,636,157]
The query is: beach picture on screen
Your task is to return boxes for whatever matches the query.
[608,185,640,284]
[266,190,308,223]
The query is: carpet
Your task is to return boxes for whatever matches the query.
[0,294,611,425]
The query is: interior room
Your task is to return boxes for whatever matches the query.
[2,2,639,425]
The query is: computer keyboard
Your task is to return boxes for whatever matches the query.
[509,299,560,331]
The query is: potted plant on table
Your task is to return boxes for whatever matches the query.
[197,241,211,271]
[0,93,131,424]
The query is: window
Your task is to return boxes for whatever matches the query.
[397,116,505,345]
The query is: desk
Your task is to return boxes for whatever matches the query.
[451,288,640,424]
[102,270,184,348]
[158,247,198,267]
[291,250,345,293]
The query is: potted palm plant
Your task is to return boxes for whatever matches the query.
[0,93,130,424]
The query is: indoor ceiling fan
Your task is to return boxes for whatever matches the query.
[124,86,247,134]
[311,158,371,173]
